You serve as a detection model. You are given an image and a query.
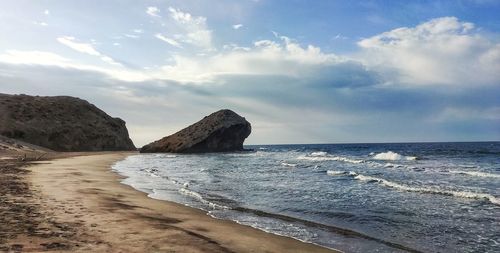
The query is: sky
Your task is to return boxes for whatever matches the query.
[0,0,499,146]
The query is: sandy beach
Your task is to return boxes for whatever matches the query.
[2,152,338,252]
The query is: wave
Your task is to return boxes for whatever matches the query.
[326,170,345,176]
[383,163,405,168]
[311,151,328,157]
[372,151,417,161]
[281,162,297,167]
[298,152,365,164]
[352,174,500,206]
[141,167,161,177]
[178,187,230,210]
[152,154,177,158]
[326,170,358,176]
[449,170,500,179]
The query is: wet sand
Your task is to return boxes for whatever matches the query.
[3,152,338,252]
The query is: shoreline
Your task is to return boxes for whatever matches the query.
[15,152,338,252]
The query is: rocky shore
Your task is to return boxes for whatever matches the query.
[141,109,251,153]
[0,93,135,152]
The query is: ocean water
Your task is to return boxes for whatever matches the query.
[112,142,500,253]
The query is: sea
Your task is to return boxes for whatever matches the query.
[112,142,499,253]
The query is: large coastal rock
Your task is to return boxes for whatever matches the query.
[141,109,251,153]
[0,93,136,151]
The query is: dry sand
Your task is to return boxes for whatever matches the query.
[4,152,338,252]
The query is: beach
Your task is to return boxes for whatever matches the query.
[1,152,337,252]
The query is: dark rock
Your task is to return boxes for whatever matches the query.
[140,109,251,153]
[0,93,135,151]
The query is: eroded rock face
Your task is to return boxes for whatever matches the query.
[0,93,136,151]
[141,109,251,153]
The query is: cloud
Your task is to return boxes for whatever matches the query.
[57,36,122,66]
[57,36,101,56]
[44,9,50,15]
[333,34,348,40]
[2,59,497,145]
[232,24,243,30]
[33,21,48,26]
[222,43,250,51]
[167,7,213,50]
[12,33,374,87]
[0,50,71,66]
[155,34,183,48]
[150,35,367,84]
[124,34,140,39]
[357,17,500,86]
[2,14,499,144]
[0,50,148,82]
[146,6,160,17]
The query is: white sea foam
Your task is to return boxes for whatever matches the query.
[281,162,297,167]
[449,170,500,179]
[326,170,359,176]
[298,152,364,164]
[353,174,500,206]
[310,151,328,157]
[178,188,229,210]
[143,167,160,177]
[372,151,417,161]
[326,170,345,176]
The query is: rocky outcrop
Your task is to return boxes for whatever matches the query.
[0,93,136,151]
[141,109,251,153]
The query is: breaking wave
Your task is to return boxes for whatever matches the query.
[178,187,230,210]
[281,162,297,167]
[326,170,345,176]
[326,170,499,205]
[298,152,365,164]
[449,170,500,179]
[352,173,499,206]
[327,170,358,176]
[372,151,417,161]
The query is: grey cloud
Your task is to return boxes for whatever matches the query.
[1,58,498,145]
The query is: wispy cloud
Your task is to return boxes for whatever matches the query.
[57,36,101,55]
[333,34,348,40]
[146,6,160,17]
[33,21,48,26]
[0,50,71,66]
[0,50,149,82]
[155,34,183,48]
[57,36,122,66]
[232,24,243,30]
[124,34,140,39]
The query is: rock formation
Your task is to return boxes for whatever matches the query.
[141,109,251,153]
[0,93,136,151]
